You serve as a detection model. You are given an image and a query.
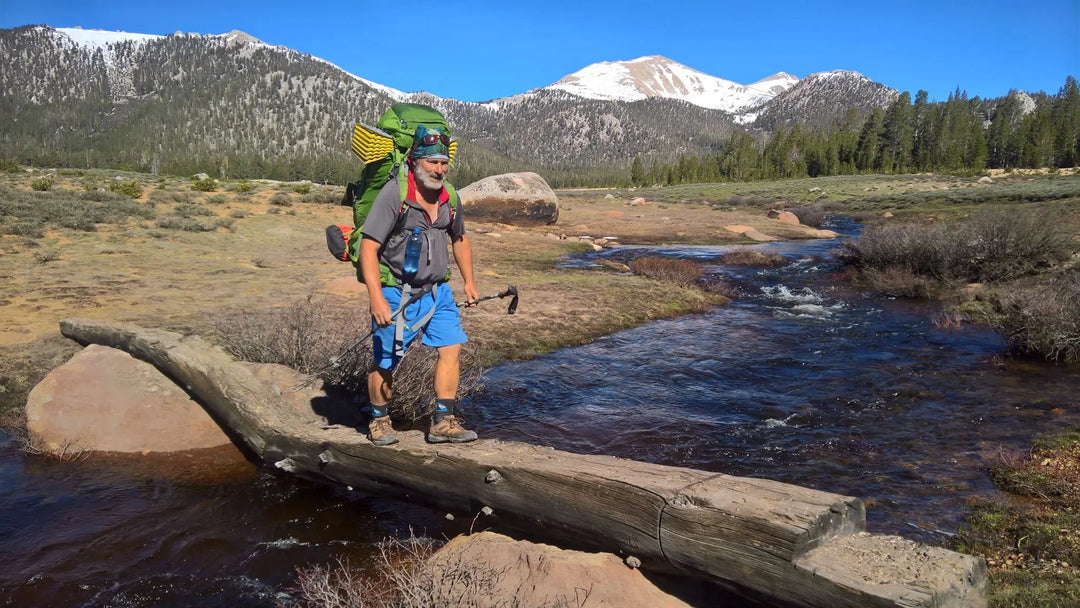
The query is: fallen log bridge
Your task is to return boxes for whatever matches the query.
[59,318,986,608]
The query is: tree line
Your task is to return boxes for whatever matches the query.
[630,76,1080,187]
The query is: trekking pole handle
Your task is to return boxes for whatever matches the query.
[458,285,518,314]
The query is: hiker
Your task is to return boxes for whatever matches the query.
[359,124,480,446]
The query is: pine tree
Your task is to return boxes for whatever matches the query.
[630,155,645,186]
[881,92,914,173]
[855,108,884,171]
[1053,76,1080,167]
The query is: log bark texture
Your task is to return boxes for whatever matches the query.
[59,318,986,608]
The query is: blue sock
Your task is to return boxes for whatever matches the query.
[433,399,455,423]
[370,403,388,419]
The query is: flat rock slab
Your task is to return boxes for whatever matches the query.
[26,344,236,454]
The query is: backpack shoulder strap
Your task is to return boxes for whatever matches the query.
[445,182,459,226]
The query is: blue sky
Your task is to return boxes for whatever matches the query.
[2,0,1077,103]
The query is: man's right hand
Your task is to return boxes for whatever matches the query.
[370,296,393,327]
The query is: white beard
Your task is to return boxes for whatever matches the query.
[413,162,445,191]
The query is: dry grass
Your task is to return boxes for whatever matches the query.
[289,529,592,608]
[630,256,703,287]
[973,271,1080,362]
[842,206,1075,284]
[210,297,486,422]
[718,248,788,267]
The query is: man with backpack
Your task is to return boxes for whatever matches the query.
[358,124,480,446]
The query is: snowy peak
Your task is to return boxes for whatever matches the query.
[748,72,800,96]
[543,55,798,113]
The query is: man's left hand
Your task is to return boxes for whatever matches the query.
[463,283,480,307]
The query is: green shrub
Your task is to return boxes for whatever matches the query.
[0,159,22,173]
[230,180,254,194]
[205,194,228,205]
[630,256,703,287]
[30,176,55,191]
[0,188,154,234]
[4,221,45,238]
[292,182,312,194]
[173,203,215,218]
[269,192,293,206]
[79,189,121,203]
[33,250,60,264]
[147,190,173,204]
[108,179,143,199]
[191,177,217,192]
[302,190,341,205]
[156,216,217,232]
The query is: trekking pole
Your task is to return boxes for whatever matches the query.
[459,285,518,315]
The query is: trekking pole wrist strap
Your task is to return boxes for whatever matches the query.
[393,283,437,356]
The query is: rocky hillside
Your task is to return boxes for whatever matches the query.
[750,70,899,131]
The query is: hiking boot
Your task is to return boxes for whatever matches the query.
[426,415,477,444]
[368,415,399,446]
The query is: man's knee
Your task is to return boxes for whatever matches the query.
[436,343,462,362]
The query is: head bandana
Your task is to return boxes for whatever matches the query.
[409,124,451,161]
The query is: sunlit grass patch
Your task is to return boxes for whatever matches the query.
[956,428,1080,606]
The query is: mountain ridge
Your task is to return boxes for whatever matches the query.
[1,24,907,183]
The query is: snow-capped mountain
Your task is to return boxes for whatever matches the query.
[542,55,798,114]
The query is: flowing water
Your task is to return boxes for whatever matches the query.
[3,216,1080,606]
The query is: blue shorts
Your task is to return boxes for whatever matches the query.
[372,283,468,370]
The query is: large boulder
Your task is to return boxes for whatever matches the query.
[26,344,236,455]
[768,210,802,225]
[458,172,559,226]
[427,532,691,608]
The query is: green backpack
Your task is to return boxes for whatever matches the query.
[325,103,459,284]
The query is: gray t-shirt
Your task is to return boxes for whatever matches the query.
[360,176,465,286]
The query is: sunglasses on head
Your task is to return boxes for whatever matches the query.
[418,132,451,147]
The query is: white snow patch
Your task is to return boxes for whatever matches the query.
[54,27,162,49]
